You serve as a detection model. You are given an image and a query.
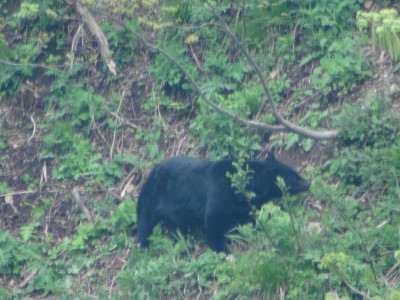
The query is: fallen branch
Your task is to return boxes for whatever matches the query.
[97,185,123,202]
[120,168,137,198]
[19,270,39,288]
[68,0,116,75]
[72,186,93,222]
[2,190,36,213]
[0,190,36,198]
[27,115,36,142]
[4,195,18,214]
[109,111,139,129]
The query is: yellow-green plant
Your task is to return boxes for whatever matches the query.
[358,9,400,61]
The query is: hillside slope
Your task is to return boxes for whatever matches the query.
[0,1,399,299]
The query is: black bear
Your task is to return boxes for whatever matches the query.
[136,152,310,252]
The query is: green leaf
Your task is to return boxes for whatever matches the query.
[20,222,39,242]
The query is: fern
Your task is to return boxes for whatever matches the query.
[20,222,40,242]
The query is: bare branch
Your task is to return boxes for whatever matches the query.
[69,23,84,73]
[140,39,286,133]
[208,4,338,140]
[343,280,372,299]
[139,27,337,140]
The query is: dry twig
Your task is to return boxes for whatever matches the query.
[72,186,93,222]
[27,115,36,142]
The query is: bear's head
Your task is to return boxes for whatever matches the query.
[266,151,311,195]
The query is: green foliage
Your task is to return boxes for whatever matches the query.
[0,198,139,296]
[103,19,140,65]
[293,0,361,47]
[223,148,398,298]
[39,76,116,182]
[9,2,39,23]
[311,37,370,97]
[226,158,256,207]
[0,181,12,194]
[146,0,368,158]
[134,123,163,160]
[233,203,320,299]
[314,153,399,297]
[0,231,40,276]
[255,254,289,291]
[41,123,101,181]
[46,79,105,130]
[191,85,262,159]
[82,0,139,17]
[111,198,136,231]
[117,238,273,299]
[0,0,65,101]
[0,63,33,99]
[335,96,399,147]
[269,73,292,100]
[191,107,261,159]
[1,0,399,299]
[148,37,196,89]
[53,140,102,180]
[43,128,125,183]
[358,9,400,62]
[41,122,79,157]
[0,139,6,151]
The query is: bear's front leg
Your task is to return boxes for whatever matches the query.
[205,214,231,252]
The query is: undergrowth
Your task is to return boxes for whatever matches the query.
[0,0,399,299]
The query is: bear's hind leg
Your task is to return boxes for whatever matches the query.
[137,212,157,248]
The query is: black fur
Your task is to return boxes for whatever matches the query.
[136,153,310,252]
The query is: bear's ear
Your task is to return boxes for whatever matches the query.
[266,151,275,160]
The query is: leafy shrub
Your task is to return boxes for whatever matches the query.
[0,231,40,276]
[311,37,370,97]
[191,101,261,159]
[335,96,400,147]
[148,36,198,92]
[358,9,400,62]
[103,20,140,65]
